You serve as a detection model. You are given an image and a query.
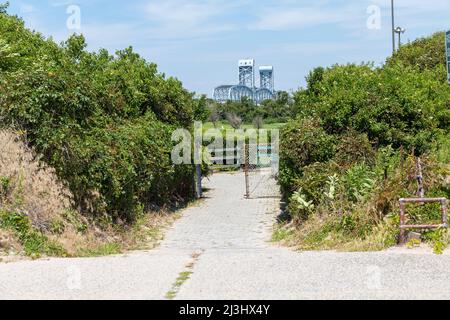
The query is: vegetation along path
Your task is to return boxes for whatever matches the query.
[1,170,450,299]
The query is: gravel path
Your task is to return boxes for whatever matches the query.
[1,170,450,300]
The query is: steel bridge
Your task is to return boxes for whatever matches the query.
[213,59,275,104]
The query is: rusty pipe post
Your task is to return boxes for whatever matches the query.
[244,143,250,199]
[441,199,448,226]
[399,197,448,245]
[391,0,395,53]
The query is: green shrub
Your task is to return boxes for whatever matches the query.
[289,188,315,221]
[334,131,376,168]
[290,161,340,204]
[341,163,376,203]
[386,32,446,72]
[279,118,336,195]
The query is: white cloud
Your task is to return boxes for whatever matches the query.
[250,0,450,32]
[143,0,242,39]
[370,0,450,12]
[250,6,350,30]
[366,0,450,37]
[19,3,36,14]
[49,0,75,7]
[146,0,223,25]
[78,23,139,49]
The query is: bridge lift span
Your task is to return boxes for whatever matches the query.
[213,59,275,104]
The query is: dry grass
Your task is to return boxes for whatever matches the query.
[0,130,72,226]
[0,229,21,252]
[63,210,180,257]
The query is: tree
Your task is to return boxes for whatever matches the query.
[0,2,9,14]
[253,116,264,129]
[209,107,221,128]
[260,90,294,122]
[305,66,325,96]
[193,95,211,122]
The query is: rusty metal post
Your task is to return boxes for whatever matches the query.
[399,145,404,181]
[416,157,424,198]
[441,199,448,226]
[244,142,250,199]
[195,164,202,199]
[399,197,448,245]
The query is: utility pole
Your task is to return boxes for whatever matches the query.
[391,0,395,53]
[244,142,250,199]
[194,141,202,199]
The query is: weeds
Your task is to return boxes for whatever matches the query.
[76,243,121,257]
[0,129,183,260]
[165,251,201,299]
[272,224,294,243]
[406,238,421,249]
[276,149,448,253]
[423,228,448,255]
[0,209,67,258]
[342,164,376,203]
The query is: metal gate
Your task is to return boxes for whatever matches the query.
[243,143,279,199]
[208,139,279,199]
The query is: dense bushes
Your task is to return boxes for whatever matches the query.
[279,32,450,251]
[292,33,449,153]
[294,63,449,153]
[0,9,197,221]
[386,32,446,71]
[279,118,335,195]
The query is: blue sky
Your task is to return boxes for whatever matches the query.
[7,0,450,95]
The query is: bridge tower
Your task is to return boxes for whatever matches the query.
[259,66,274,93]
[238,59,255,88]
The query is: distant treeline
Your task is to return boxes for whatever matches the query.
[207,91,296,126]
